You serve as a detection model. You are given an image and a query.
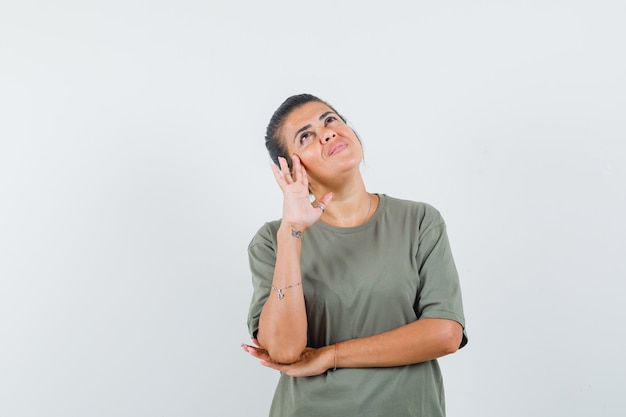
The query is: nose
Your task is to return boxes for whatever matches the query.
[320,127,336,144]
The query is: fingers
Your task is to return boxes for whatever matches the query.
[318,192,334,207]
[241,344,271,361]
[242,344,327,377]
[313,192,334,213]
[260,359,286,372]
[241,344,286,372]
[270,162,284,185]
[272,155,309,189]
[298,163,309,187]
[290,155,308,186]
[271,157,293,187]
[278,157,292,184]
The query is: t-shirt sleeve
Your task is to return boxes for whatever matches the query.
[246,223,276,339]
[414,210,468,349]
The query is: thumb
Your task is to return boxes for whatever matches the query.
[317,192,334,207]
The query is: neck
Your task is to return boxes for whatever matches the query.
[312,180,377,227]
[309,168,380,227]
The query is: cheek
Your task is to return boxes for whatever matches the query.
[295,152,323,182]
[294,147,316,165]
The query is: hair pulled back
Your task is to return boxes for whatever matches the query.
[265,93,346,168]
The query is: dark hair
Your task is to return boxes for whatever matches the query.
[265,93,347,168]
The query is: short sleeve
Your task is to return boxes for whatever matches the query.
[246,223,277,338]
[414,215,468,349]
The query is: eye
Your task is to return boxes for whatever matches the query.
[299,132,310,145]
[325,116,337,124]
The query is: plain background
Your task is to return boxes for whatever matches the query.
[1,1,625,416]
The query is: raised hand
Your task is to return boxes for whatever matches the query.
[271,155,333,232]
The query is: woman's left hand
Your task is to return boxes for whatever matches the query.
[242,339,334,377]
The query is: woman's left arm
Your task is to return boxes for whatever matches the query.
[242,317,463,377]
[336,318,463,368]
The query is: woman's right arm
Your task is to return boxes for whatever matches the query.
[256,223,307,363]
[255,156,332,364]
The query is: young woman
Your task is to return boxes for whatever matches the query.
[242,94,468,416]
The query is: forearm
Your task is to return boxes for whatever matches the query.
[335,318,463,369]
[257,225,308,363]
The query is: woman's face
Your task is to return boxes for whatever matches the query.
[280,101,363,189]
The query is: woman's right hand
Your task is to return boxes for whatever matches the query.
[271,155,333,232]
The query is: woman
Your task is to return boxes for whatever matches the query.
[242,94,468,416]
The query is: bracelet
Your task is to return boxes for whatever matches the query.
[271,282,301,300]
[333,342,338,371]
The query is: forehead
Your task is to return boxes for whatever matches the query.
[282,101,334,136]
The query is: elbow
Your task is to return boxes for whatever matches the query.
[259,334,307,364]
[441,337,460,355]
[267,343,306,364]
[439,323,464,356]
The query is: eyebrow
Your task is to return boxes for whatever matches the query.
[292,111,336,143]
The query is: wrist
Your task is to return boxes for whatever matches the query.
[278,223,306,239]
[326,342,339,371]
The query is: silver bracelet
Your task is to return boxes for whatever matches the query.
[271,282,301,300]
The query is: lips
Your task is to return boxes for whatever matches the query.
[328,142,347,156]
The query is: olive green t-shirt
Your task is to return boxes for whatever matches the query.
[247,194,467,417]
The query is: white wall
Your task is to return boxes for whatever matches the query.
[1,1,624,416]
